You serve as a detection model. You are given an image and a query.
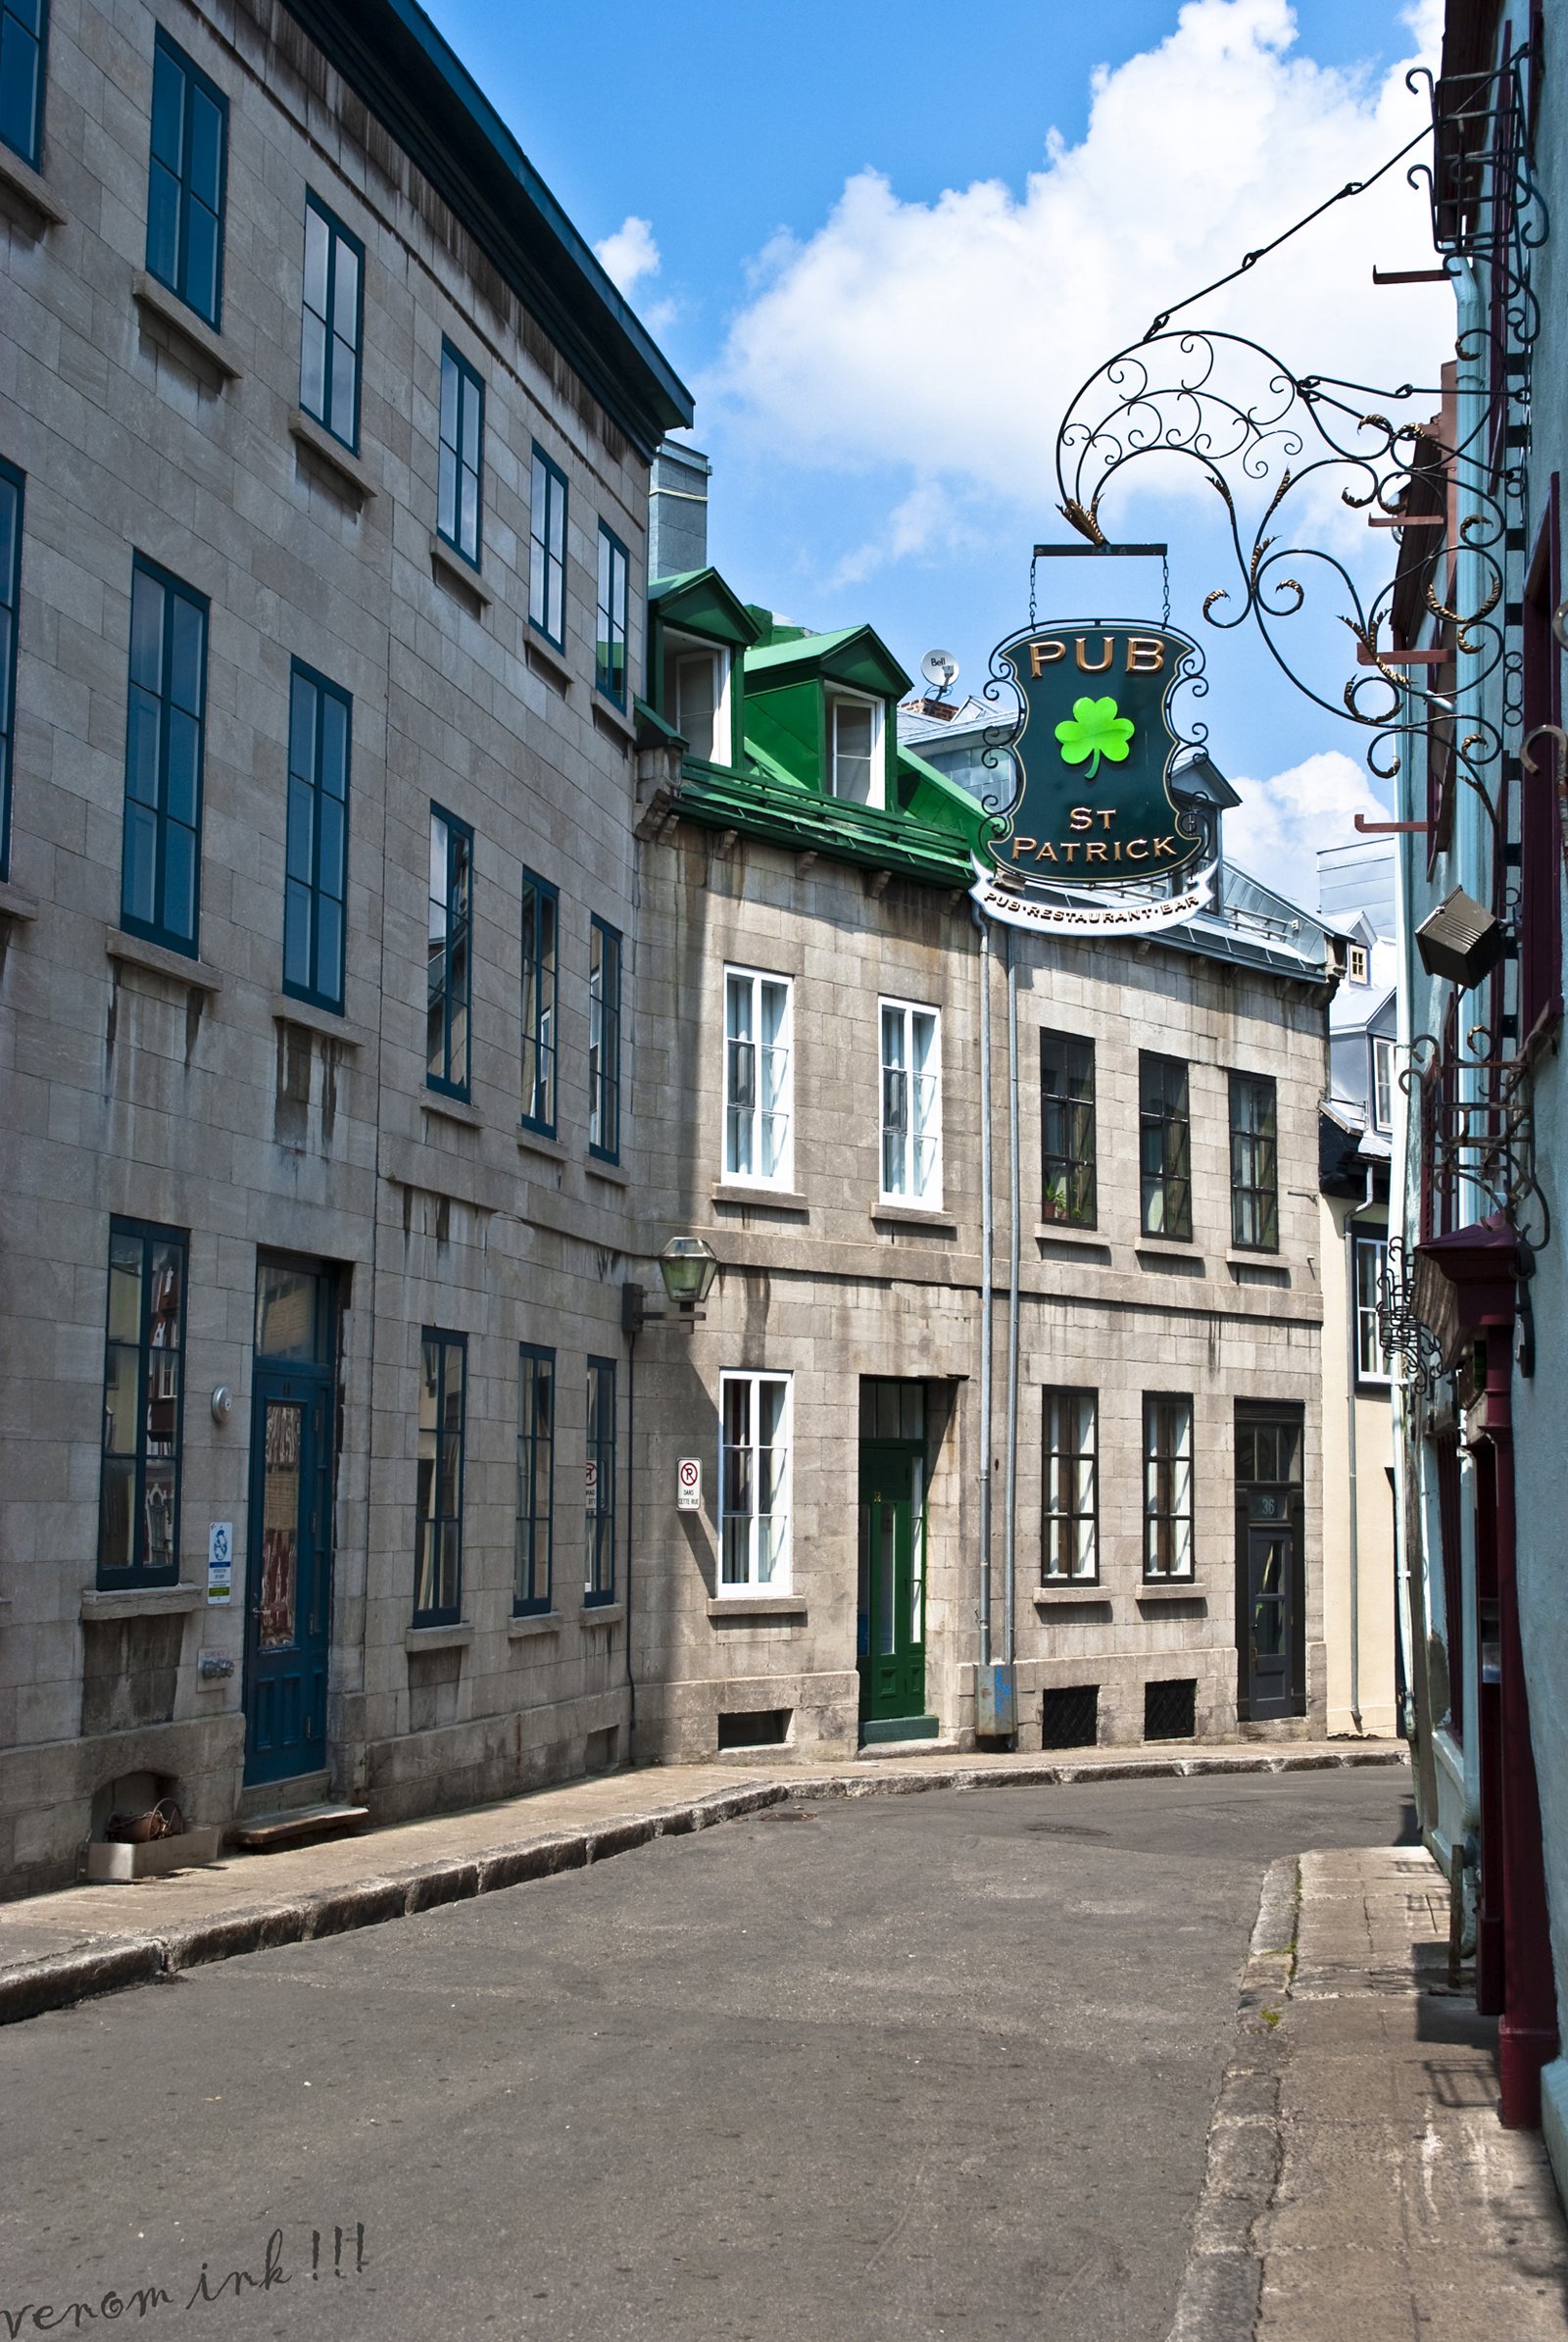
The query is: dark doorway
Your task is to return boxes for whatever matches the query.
[1235,1402,1306,1723]
[858,1380,930,1737]
[243,1258,337,1786]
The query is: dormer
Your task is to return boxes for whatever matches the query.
[648,569,761,770]
[742,621,910,809]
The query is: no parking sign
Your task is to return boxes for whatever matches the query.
[676,1458,702,1512]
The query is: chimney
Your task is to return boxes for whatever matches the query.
[650,440,710,580]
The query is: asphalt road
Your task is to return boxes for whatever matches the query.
[0,1768,1413,2342]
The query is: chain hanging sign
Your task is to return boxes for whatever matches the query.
[970,618,1215,936]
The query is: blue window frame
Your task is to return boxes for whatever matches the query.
[283,661,350,1013]
[515,1343,555,1616]
[0,0,48,169]
[99,1218,187,1588]
[595,525,628,707]
[519,869,558,1135]
[437,341,483,567]
[529,446,566,648]
[0,458,21,883]
[426,805,472,1098]
[588,916,621,1163]
[122,556,207,956]
[300,192,363,452]
[146,30,227,329]
[415,1329,466,1625]
[585,1356,616,1605]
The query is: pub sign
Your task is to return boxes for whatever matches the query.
[973,619,1214,936]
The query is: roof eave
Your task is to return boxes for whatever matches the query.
[280,0,694,456]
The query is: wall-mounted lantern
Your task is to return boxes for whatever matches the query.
[622,1237,720,1336]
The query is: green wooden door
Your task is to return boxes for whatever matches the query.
[858,1441,925,1725]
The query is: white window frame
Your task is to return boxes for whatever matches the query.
[878,998,942,1207]
[1042,1387,1098,1582]
[1354,1233,1393,1385]
[722,965,794,1190]
[1348,943,1370,985]
[719,1371,792,1593]
[663,628,731,766]
[1143,1392,1195,1582]
[828,688,883,807]
[1371,1035,1395,1132]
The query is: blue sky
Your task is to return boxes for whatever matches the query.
[424,0,1453,900]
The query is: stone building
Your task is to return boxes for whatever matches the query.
[0,0,1348,1902]
[625,506,1342,1765]
[0,0,690,1892]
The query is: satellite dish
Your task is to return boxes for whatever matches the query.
[920,649,959,695]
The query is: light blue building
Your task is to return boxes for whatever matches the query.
[1380,0,1567,2169]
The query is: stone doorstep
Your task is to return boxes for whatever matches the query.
[229,1803,371,1852]
[0,1742,1406,2029]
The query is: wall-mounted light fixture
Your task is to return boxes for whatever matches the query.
[1414,887,1504,990]
[622,1237,720,1336]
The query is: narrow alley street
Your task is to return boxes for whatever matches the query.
[3,1769,1426,2342]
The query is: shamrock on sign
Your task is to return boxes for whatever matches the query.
[1054,695,1135,778]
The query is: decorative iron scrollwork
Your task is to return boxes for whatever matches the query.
[1402,1030,1550,1252]
[1377,1236,1443,1394]
[1049,43,1551,1249]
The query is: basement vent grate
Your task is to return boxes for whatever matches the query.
[717,1708,792,1750]
[1041,1684,1100,1750]
[1144,1679,1198,1741]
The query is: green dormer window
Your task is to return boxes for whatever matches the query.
[829,691,881,806]
[664,630,729,763]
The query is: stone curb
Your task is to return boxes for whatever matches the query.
[0,1745,1401,2029]
[1164,1853,1301,2342]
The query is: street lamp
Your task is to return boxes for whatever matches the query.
[621,1237,719,1335]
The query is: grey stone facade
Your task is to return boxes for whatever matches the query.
[629,825,1334,1764]
[0,0,686,1892]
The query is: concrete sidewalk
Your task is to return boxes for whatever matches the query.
[1169,1840,1568,2341]
[0,1734,1405,2025]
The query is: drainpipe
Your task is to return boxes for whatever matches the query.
[1344,1160,1377,1733]
[1004,926,1021,1705]
[972,903,994,1676]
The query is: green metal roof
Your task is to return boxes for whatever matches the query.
[649,569,763,647]
[671,761,982,887]
[744,624,911,699]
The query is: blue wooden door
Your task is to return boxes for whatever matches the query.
[244,1263,334,1785]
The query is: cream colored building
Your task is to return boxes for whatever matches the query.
[1316,861,1399,1741]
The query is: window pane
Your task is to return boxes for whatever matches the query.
[129,569,165,689]
[833,700,875,802]
[149,44,183,171]
[187,85,222,208]
[671,649,717,761]
[332,239,359,340]
[99,1223,185,1583]
[303,201,329,317]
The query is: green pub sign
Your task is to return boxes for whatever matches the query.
[991,622,1203,887]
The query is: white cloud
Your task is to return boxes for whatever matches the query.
[1225,748,1388,909]
[595,215,661,296]
[707,0,1450,567]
